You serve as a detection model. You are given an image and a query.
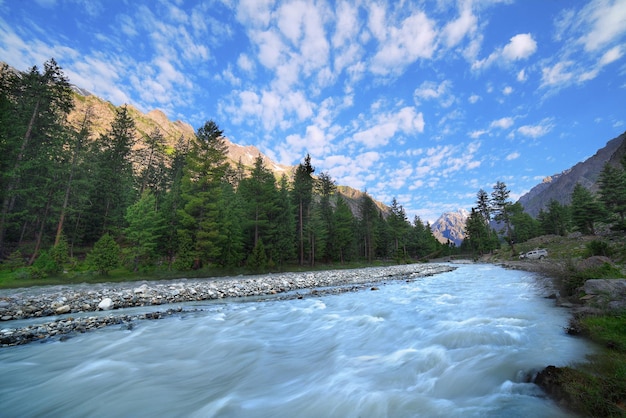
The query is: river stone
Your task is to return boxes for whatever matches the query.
[98,297,114,311]
[55,305,71,314]
[134,284,150,294]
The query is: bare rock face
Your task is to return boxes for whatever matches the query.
[582,279,626,311]
[518,132,626,217]
[431,209,469,246]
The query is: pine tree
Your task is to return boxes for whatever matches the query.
[358,193,379,262]
[178,120,229,266]
[598,162,626,228]
[271,175,296,268]
[84,106,137,242]
[316,172,336,262]
[491,181,515,253]
[571,183,604,235]
[292,154,315,265]
[124,192,163,270]
[538,200,570,236]
[0,59,74,257]
[332,196,355,263]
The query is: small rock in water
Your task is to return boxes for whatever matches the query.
[98,297,114,311]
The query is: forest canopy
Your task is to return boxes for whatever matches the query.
[0,59,446,277]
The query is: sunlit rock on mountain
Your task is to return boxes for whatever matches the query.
[431,209,469,247]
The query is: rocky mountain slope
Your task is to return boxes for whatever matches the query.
[67,87,384,216]
[431,209,469,246]
[518,131,626,217]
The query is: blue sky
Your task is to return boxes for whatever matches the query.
[1,0,625,223]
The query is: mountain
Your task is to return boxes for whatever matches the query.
[66,86,385,217]
[518,131,626,217]
[431,209,469,246]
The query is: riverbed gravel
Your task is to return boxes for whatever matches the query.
[0,263,455,347]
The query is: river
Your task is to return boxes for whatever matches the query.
[0,264,591,417]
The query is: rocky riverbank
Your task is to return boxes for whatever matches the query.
[0,263,455,347]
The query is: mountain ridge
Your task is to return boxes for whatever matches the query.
[67,85,387,217]
[517,132,626,217]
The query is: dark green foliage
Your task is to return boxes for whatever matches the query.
[509,202,541,243]
[246,239,267,273]
[585,240,614,258]
[177,120,229,266]
[32,250,60,276]
[463,189,501,255]
[3,250,25,271]
[0,59,75,256]
[358,193,379,262]
[571,183,605,235]
[83,106,137,242]
[332,196,356,263]
[293,154,315,265]
[271,175,296,267]
[49,235,69,268]
[216,182,245,268]
[491,181,516,252]
[1,59,465,273]
[124,192,163,270]
[538,199,571,236]
[598,163,626,227]
[87,233,120,275]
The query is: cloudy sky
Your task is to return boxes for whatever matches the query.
[2,0,625,222]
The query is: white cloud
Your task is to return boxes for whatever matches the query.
[472,32,537,70]
[370,10,437,75]
[540,61,574,87]
[490,117,514,129]
[506,151,520,160]
[442,3,477,48]
[518,121,553,138]
[414,80,454,107]
[468,94,481,104]
[517,69,527,82]
[578,0,626,52]
[599,45,624,65]
[352,106,425,148]
[469,129,487,139]
[237,53,255,73]
[502,86,513,95]
[502,33,537,60]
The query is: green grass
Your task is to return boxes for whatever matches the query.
[562,313,626,417]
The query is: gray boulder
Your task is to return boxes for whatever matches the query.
[582,279,626,311]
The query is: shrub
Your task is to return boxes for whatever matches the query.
[584,240,613,258]
[32,250,60,276]
[49,236,69,268]
[4,250,25,271]
[86,233,120,275]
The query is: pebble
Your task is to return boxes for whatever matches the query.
[0,264,456,347]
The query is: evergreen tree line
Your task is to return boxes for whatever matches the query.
[0,59,445,276]
[463,157,626,255]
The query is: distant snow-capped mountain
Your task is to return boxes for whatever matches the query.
[431,209,469,247]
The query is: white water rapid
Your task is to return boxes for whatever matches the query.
[0,264,592,417]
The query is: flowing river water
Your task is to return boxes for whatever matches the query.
[0,264,592,417]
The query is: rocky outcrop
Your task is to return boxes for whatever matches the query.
[518,131,626,217]
[581,279,626,311]
[431,209,469,246]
